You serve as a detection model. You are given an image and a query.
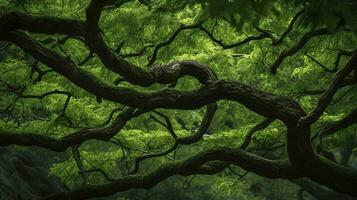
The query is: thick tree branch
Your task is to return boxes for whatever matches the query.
[1,31,305,124]
[0,108,146,151]
[2,2,357,197]
[0,12,85,36]
[43,147,299,200]
[84,2,218,87]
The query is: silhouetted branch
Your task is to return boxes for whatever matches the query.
[199,25,270,49]
[146,22,203,67]
[300,52,357,124]
[270,28,330,74]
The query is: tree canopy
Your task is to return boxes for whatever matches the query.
[0,0,357,199]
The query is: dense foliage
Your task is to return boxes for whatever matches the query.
[0,0,356,199]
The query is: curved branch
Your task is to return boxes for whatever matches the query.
[287,118,357,197]
[146,23,202,67]
[318,109,357,138]
[43,147,299,200]
[7,88,68,98]
[240,118,275,149]
[84,2,217,87]
[0,108,146,151]
[121,43,154,58]
[131,103,217,174]
[131,49,219,173]
[3,2,357,196]
[199,25,270,49]
[271,9,304,46]
[300,52,357,125]
[150,111,177,138]
[198,9,303,50]
[85,168,116,182]
[334,49,354,71]
[270,28,330,74]
[1,31,304,124]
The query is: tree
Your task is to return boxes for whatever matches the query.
[0,0,356,199]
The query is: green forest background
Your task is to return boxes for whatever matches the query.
[0,0,357,199]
